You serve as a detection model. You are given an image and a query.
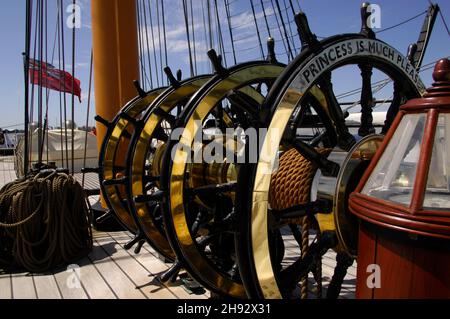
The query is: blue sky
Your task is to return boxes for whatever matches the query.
[0,0,449,129]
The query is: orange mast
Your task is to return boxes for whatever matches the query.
[91,0,140,206]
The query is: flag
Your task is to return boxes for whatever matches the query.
[28,59,82,102]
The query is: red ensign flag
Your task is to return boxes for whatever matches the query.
[28,59,82,102]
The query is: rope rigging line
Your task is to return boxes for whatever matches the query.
[38,0,44,166]
[250,0,265,59]
[70,0,77,175]
[136,1,146,89]
[213,0,227,67]
[43,0,48,164]
[190,0,198,75]
[207,0,215,67]
[147,0,160,87]
[336,56,450,101]
[141,1,154,89]
[287,0,297,16]
[156,0,164,83]
[141,0,154,89]
[161,0,169,76]
[224,43,265,54]
[56,0,64,170]
[182,0,194,77]
[82,51,93,188]
[40,1,61,165]
[260,0,272,38]
[224,0,238,65]
[283,0,298,55]
[375,10,427,34]
[201,0,212,73]
[23,0,33,176]
[140,0,155,90]
[60,0,69,170]
[438,9,450,37]
[272,0,294,60]
[338,56,450,115]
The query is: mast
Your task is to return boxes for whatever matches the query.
[91,0,140,206]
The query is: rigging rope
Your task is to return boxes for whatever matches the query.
[260,0,272,38]
[38,0,43,166]
[82,51,93,188]
[43,0,49,164]
[213,0,227,67]
[336,57,450,102]
[42,2,62,165]
[438,9,450,37]
[23,0,33,176]
[272,0,294,60]
[156,0,164,83]
[376,10,427,34]
[182,0,194,77]
[148,1,160,87]
[207,0,214,53]
[201,0,211,73]
[70,0,77,175]
[283,0,298,55]
[142,0,154,89]
[60,0,69,170]
[161,0,169,76]
[224,0,237,65]
[56,0,66,169]
[137,0,148,90]
[250,0,265,58]
[190,0,198,75]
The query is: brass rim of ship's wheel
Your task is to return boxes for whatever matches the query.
[158,57,287,298]
[125,74,213,260]
[235,29,426,299]
[98,86,166,234]
[125,69,271,261]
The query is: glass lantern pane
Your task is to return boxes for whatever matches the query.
[423,114,450,209]
[361,114,427,206]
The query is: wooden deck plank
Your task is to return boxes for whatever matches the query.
[33,274,62,299]
[0,274,12,299]
[88,237,147,299]
[11,273,37,299]
[53,266,89,299]
[119,232,210,299]
[107,232,208,299]
[94,235,172,299]
[72,257,117,299]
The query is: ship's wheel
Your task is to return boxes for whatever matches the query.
[125,72,213,260]
[97,85,166,235]
[235,8,425,299]
[158,50,285,298]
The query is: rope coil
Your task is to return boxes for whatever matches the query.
[0,171,92,273]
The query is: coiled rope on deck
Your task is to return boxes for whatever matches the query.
[0,171,92,273]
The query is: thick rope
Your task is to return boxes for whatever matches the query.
[269,148,331,298]
[0,171,92,273]
[300,216,309,299]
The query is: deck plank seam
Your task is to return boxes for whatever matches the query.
[103,232,182,299]
[92,237,149,300]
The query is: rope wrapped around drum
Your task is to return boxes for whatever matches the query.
[269,148,331,299]
[0,171,92,273]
